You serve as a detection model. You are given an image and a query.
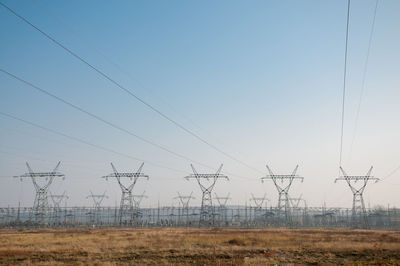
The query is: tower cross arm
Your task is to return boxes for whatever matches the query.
[185,174,229,180]
[261,175,304,182]
[335,176,379,182]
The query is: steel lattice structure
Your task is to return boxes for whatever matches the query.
[49,191,68,224]
[50,191,68,209]
[289,194,305,209]
[335,166,379,228]
[132,191,147,219]
[174,192,195,225]
[185,164,228,226]
[102,162,149,224]
[86,191,108,224]
[250,193,268,209]
[15,162,65,223]
[215,193,231,224]
[261,165,303,225]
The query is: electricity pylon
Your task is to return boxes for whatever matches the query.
[49,191,68,209]
[250,193,268,209]
[15,162,65,223]
[185,164,228,227]
[261,165,303,225]
[49,191,68,225]
[250,193,269,224]
[289,194,304,209]
[102,162,148,225]
[335,166,379,228]
[175,192,195,225]
[132,191,147,220]
[86,191,108,224]
[214,193,231,224]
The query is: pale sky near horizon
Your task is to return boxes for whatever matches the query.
[0,0,399,209]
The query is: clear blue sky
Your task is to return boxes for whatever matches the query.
[0,0,399,208]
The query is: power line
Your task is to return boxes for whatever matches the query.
[0,1,263,175]
[0,111,187,175]
[339,0,351,168]
[0,71,253,180]
[31,0,207,137]
[0,69,211,170]
[349,0,379,160]
[382,165,400,181]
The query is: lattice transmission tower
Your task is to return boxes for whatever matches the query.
[175,192,195,225]
[102,162,149,225]
[15,162,65,223]
[86,191,108,224]
[289,194,304,209]
[250,193,269,224]
[214,193,231,224]
[250,193,268,209]
[49,191,68,225]
[335,166,379,228]
[49,191,68,209]
[132,191,147,220]
[185,164,228,227]
[261,165,303,225]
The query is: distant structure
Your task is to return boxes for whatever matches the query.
[261,165,303,225]
[335,166,379,228]
[86,191,108,224]
[15,162,65,223]
[250,193,268,209]
[185,164,228,226]
[214,193,231,224]
[289,194,304,209]
[250,193,269,223]
[49,191,68,224]
[175,192,195,224]
[102,163,149,224]
[49,191,68,209]
[132,191,147,219]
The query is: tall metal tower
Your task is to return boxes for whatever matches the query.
[15,162,65,223]
[175,192,195,225]
[261,165,303,225]
[214,193,231,224]
[250,193,268,209]
[185,164,228,226]
[335,166,379,228]
[49,191,68,225]
[49,191,68,209]
[289,194,303,209]
[102,162,149,224]
[86,191,108,224]
[132,191,147,220]
[250,193,269,224]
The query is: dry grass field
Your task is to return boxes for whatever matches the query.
[0,227,399,265]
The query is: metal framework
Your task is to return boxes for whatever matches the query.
[185,164,228,226]
[132,191,147,219]
[335,166,379,228]
[49,191,68,224]
[289,194,304,209]
[102,162,149,224]
[86,191,108,224]
[261,165,303,224]
[50,191,68,209]
[250,193,268,209]
[215,193,231,224]
[15,162,65,223]
[175,192,195,225]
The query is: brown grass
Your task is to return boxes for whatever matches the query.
[0,227,399,265]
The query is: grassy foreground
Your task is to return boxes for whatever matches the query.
[0,228,399,265]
